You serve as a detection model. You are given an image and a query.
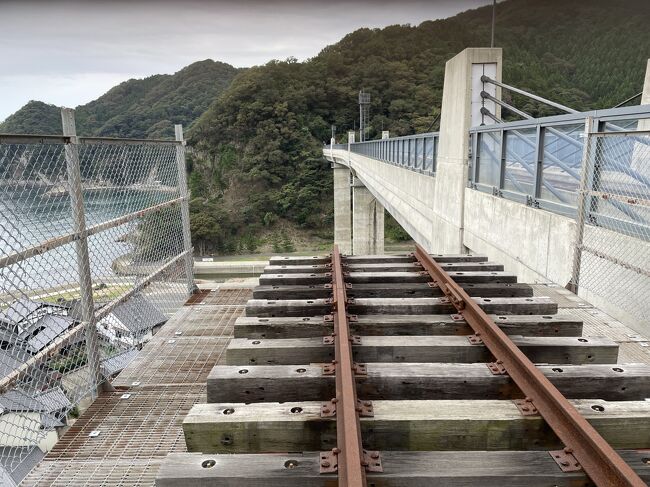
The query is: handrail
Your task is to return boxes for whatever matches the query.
[470,104,650,133]
[0,132,181,145]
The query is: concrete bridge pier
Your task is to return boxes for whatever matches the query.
[333,162,352,254]
[352,176,384,255]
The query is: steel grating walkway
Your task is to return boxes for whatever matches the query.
[22,286,252,486]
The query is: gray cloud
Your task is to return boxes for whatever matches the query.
[0,0,492,121]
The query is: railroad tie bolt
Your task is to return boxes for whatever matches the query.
[496,360,503,365]
[521,406,529,412]
[364,401,372,407]
[561,461,570,467]
[525,397,533,403]
[331,360,337,364]
[564,447,573,454]
[322,407,330,414]
[321,460,331,468]
[361,460,369,466]
[371,452,380,459]
[332,448,340,454]
[331,398,339,404]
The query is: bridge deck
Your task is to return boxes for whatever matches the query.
[22,265,650,486]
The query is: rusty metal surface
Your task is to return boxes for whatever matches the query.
[325,245,368,486]
[413,244,645,487]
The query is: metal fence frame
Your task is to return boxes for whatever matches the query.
[346,132,439,176]
[0,108,195,484]
[468,104,650,239]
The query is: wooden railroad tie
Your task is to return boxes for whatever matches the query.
[155,250,650,487]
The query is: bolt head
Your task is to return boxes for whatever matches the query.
[371,452,380,459]
[321,460,330,468]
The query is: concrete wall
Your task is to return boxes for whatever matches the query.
[462,189,575,285]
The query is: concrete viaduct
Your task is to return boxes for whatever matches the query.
[324,48,650,336]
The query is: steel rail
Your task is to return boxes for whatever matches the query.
[330,245,367,486]
[413,243,645,487]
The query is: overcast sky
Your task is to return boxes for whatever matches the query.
[0,0,492,122]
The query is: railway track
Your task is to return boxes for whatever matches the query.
[157,246,650,486]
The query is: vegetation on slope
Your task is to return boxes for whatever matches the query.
[187,0,650,254]
[0,60,239,138]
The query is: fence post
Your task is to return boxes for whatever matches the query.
[568,116,594,294]
[61,107,101,397]
[174,124,196,295]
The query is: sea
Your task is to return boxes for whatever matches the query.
[0,188,169,291]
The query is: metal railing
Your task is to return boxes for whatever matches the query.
[468,104,650,230]
[0,109,194,485]
[346,132,439,175]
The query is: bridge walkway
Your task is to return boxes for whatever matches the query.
[22,286,252,486]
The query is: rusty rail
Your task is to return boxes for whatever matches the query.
[413,243,645,487]
[322,245,367,486]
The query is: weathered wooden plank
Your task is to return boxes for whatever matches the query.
[347,262,504,272]
[349,297,557,315]
[207,363,650,402]
[266,254,490,266]
[156,450,650,487]
[264,264,331,274]
[253,282,533,300]
[259,273,332,286]
[263,262,504,274]
[233,314,583,339]
[259,271,518,286]
[269,255,330,265]
[346,253,489,263]
[183,399,650,453]
[347,271,518,284]
[226,336,618,365]
[245,297,557,317]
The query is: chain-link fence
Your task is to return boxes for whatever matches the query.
[0,110,194,485]
[570,125,650,326]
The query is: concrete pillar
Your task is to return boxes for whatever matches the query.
[431,47,502,253]
[381,131,390,139]
[333,163,352,254]
[352,177,384,255]
[642,59,650,105]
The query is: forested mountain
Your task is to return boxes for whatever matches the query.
[187,0,650,253]
[2,0,648,254]
[0,60,239,138]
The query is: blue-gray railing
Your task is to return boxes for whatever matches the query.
[346,132,439,175]
[469,104,650,238]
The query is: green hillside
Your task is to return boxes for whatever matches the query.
[0,60,239,138]
[187,0,650,253]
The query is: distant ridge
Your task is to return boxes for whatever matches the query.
[0,60,240,139]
